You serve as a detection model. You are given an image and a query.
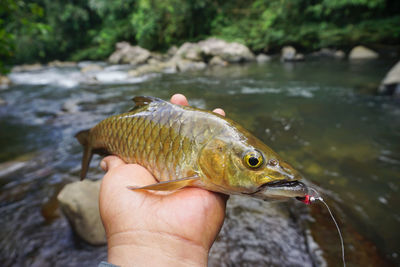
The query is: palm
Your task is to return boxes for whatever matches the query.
[99,159,227,250]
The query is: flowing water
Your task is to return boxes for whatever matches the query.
[0,59,399,266]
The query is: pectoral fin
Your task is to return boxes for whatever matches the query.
[127,175,200,191]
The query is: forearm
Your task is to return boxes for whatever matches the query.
[107,230,209,267]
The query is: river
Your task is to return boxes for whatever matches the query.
[0,58,399,266]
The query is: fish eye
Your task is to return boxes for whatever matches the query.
[244,151,263,169]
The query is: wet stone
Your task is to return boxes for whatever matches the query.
[209,196,316,267]
[349,46,379,60]
[256,53,271,63]
[57,180,106,245]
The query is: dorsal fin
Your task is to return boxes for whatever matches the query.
[130,96,166,111]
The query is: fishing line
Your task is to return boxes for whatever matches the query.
[318,197,346,267]
[299,189,346,267]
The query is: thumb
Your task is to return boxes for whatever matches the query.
[100,156,125,172]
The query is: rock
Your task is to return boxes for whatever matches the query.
[0,75,11,89]
[349,46,379,60]
[167,45,178,57]
[150,52,165,61]
[48,60,77,67]
[209,56,228,67]
[80,64,104,73]
[280,46,304,62]
[198,38,255,63]
[108,42,151,65]
[334,50,345,59]
[128,63,164,77]
[312,48,334,57]
[57,180,106,245]
[378,61,400,97]
[175,42,204,61]
[0,98,7,106]
[311,48,345,59]
[61,99,80,113]
[147,58,161,65]
[161,60,179,73]
[171,38,255,67]
[208,196,317,266]
[41,184,64,222]
[295,53,305,61]
[11,63,43,72]
[176,59,207,72]
[256,53,271,63]
[281,46,297,62]
[128,58,180,77]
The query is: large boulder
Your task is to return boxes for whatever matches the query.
[378,61,400,97]
[57,180,106,245]
[349,46,379,60]
[173,38,255,63]
[209,56,228,67]
[198,38,255,63]
[176,59,207,72]
[175,42,204,61]
[108,42,151,65]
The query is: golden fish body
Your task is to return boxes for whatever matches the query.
[76,96,307,200]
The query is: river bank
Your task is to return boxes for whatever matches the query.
[3,38,398,97]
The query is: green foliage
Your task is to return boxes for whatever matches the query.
[211,0,400,52]
[0,0,50,71]
[72,0,137,60]
[131,0,216,50]
[1,0,399,71]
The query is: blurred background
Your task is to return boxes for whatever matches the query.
[1,0,399,266]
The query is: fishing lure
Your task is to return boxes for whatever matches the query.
[297,191,346,267]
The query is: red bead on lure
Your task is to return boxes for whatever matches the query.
[297,194,312,204]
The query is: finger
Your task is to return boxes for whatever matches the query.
[212,108,225,117]
[100,156,125,172]
[170,94,189,106]
[105,164,157,188]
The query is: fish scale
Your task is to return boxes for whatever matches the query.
[76,96,308,201]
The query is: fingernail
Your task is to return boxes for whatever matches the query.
[100,160,108,171]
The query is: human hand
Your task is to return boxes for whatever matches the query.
[99,94,228,267]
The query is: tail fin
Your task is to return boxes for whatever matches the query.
[75,129,92,180]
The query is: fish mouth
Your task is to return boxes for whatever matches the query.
[263,180,302,188]
[250,180,308,201]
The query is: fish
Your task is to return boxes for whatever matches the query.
[76,96,308,201]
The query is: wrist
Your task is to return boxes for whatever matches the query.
[107,230,208,267]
